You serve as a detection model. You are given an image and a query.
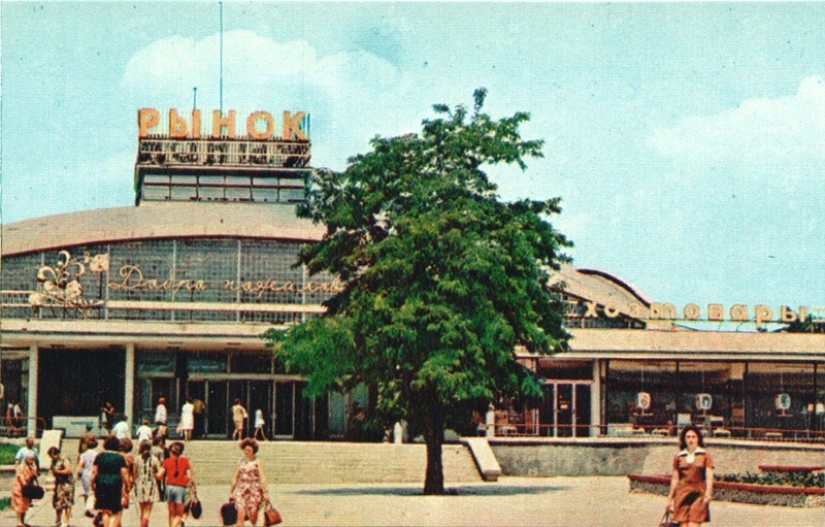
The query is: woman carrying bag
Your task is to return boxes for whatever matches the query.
[228,438,276,526]
[12,450,40,527]
[48,446,76,527]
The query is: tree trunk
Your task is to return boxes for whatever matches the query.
[422,399,445,495]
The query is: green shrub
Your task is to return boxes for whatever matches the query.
[716,471,825,488]
[0,442,18,465]
[0,496,9,511]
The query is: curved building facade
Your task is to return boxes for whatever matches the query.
[2,107,823,441]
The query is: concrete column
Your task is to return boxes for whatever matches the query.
[27,345,38,437]
[485,403,495,438]
[591,360,602,438]
[124,343,135,432]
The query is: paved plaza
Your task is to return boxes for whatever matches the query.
[4,476,823,527]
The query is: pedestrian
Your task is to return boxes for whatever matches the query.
[253,409,267,441]
[136,418,154,444]
[13,400,24,432]
[180,397,195,441]
[48,446,75,527]
[160,441,194,527]
[12,450,39,527]
[151,435,167,504]
[91,435,130,527]
[228,438,271,527]
[6,402,16,435]
[101,402,115,434]
[191,397,206,439]
[113,414,130,439]
[79,423,96,461]
[155,397,168,439]
[14,436,40,473]
[76,436,98,516]
[134,440,162,527]
[666,424,714,527]
[232,399,248,440]
[121,437,136,511]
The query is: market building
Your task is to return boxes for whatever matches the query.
[1,108,823,440]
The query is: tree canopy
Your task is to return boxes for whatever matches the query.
[264,89,572,494]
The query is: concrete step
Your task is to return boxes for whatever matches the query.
[182,441,482,485]
[59,438,482,485]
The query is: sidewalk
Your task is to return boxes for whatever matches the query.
[5,476,822,527]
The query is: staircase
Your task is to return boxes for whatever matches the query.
[181,440,482,485]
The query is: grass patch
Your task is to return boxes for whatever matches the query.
[0,442,18,465]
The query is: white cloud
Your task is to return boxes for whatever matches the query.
[120,30,408,168]
[649,76,825,165]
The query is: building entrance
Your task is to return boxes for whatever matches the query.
[540,381,591,437]
[38,348,125,429]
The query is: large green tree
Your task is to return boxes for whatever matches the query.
[264,90,572,494]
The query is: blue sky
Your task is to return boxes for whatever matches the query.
[2,1,824,314]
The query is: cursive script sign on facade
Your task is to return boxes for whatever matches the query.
[108,264,343,300]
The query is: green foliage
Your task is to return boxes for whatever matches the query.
[0,442,17,465]
[0,496,9,511]
[264,89,571,492]
[716,471,825,488]
[785,314,824,333]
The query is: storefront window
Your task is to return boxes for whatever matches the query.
[188,352,227,374]
[230,352,272,374]
[746,363,818,433]
[606,361,677,428]
[137,352,174,373]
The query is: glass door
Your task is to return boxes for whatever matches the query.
[206,381,227,437]
[541,381,592,437]
[248,381,272,439]
[274,382,295,438]
[556,384,574,437]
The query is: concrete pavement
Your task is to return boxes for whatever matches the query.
[5,476,823,527]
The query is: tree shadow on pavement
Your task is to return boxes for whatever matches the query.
[295,485,569,496]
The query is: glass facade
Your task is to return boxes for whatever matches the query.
[604,360,825,437]
[2,237,339,322]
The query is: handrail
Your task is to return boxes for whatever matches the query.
[0,416,48,438]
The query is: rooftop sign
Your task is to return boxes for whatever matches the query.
[580,300,816,326]
[138,108,309,141]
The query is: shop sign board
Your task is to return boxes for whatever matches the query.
[636,391,651,410]
[695,393,713,411]
[138,108,309,141]
[775,393,791,411]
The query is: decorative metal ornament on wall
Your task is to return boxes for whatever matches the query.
[29,250,108,310]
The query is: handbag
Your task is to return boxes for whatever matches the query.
[22,477,45,500]
[188,497,203,519]
[220,500,238,526]
[263,500,282,526]
[658,511,678,527]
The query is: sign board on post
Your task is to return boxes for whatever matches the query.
[775,393,791,411]
[636,392,651,410]
[695,393,713,411]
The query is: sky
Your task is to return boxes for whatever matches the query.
[2,1,825,318]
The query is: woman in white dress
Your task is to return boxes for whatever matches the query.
[180,397,195,441]
[253,409,267,441]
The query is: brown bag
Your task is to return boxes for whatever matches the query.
[658,511,677,527]
[263,500,282,526]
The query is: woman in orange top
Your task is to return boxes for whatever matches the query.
[12,450,38,527]
[666,424,714,527]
